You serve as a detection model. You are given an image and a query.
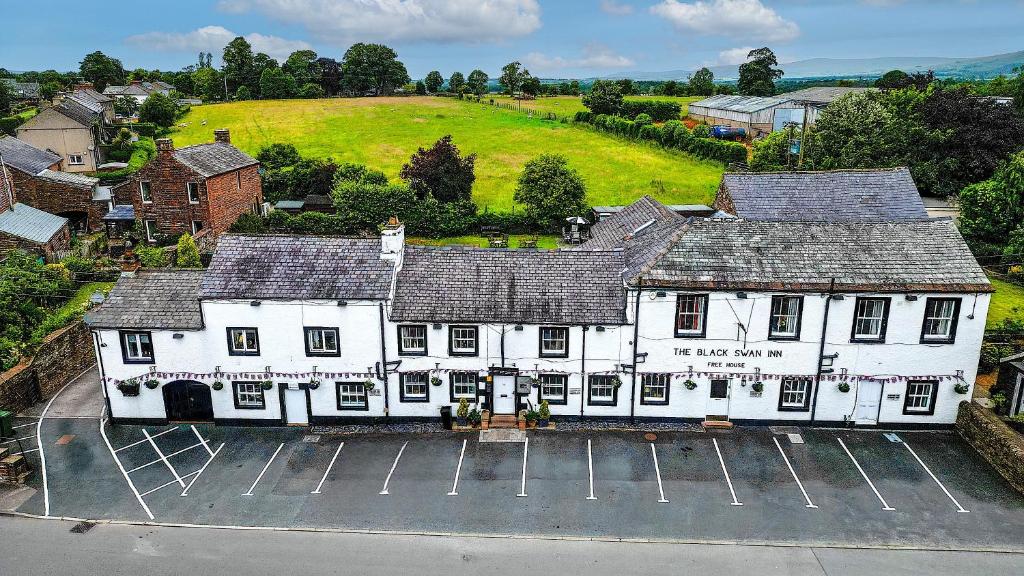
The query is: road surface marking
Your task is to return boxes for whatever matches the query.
[115,428,175,452]
[311,442,345,495]
[126,441,208,473]
[192,425,215,457]
[98,412,154,520]
[773,436,817,509]
[379,441,408,495]
[143,428,185,488]
[243,442,285,496]
[12,421,38,429]
[141,470,201,497]
[2,436,34,445]
[902,440,968,513]
[713,438,743,506]
[36,375,77,517]
[650,443,669,503]
[837,437,895,511]
[14,448,40,455]
[181,443,224,497]
[517,437,529,497]
[448,439,467,496]
[586,439,597,500]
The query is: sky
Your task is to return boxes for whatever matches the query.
[3,0,1024,78]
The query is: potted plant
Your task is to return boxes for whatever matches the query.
[144,378,159,390]
[530,377,539,389]
[431,376,443,387]
[954,382,969,395]
[212,380,224,391]
[517,409,527,431]
[612,375,623,389]
[525,409,539,428]
[837,381,850,393]
[480,409,490,430]
[117,379,140,397]
[261,380,273,391]
[456,398,470,426]
[538,400,550,428]
[468,408,481,427]
[363,379,376,391]
[751,381,764,393]
[308,377,321,390]
[684,379,697,390]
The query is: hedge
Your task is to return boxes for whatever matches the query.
[0,115,24,136]
[132,122,159,137]
[618,100,682,122]
[573,111,747,165]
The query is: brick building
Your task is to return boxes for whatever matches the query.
[0,203,71,262]
[112,129,263,242]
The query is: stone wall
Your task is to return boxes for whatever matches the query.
[956,401,1024,495]
[14,172,106,232]
[0,321,95,414]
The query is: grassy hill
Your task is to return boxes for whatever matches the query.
[170,96,722,211]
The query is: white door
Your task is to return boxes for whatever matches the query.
[706,379,731,420]
[854,380,883,425]
[493,376,516,414]
[284,385,309,426]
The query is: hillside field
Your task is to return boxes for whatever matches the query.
[490,94,702,119]
[171,96,722,211]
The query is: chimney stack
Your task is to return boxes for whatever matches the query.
[380,216,406,268]
[156,138,174,154]
[130,80,142,86]
[74,82,94,91]
[213,129,231,144]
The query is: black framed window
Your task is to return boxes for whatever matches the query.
[304,327,340,357]
[539,326,569,358]
[450,371,478,401]
[588,375,618,406]
[191,220,204,234]
[778,377,812,411]
[675,294,709,338]
[398,325,427,356]
[120,330,154,364]
[710,379,729,399]
[640,373,670,405]
[226,327,260,356]
[903,380,939,415]
[399,372,429,402]
[538,374,568,405]
[920,298,961,344]
[851,297,890,343]
[769,295,803,340]
[233,381,266,409]
[336,382,368,411]
[187,182,200,204]
[449,325,478,356]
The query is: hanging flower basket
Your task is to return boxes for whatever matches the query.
[530,377,539,389]
[837,382,850,393]
[684,379,697,390]
[954,382,969,395]
[117,379,140,397]
[751,381,764,393]
[212,380,224,391]
[144,378,159,390]
[261,380,273,391]
[431,376,443,387]
[363,379,376,391]
[612,375,623,389]
[308,378,321,390]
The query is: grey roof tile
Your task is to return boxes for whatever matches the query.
[103,204,135,221]
[581,195,682,251]
[0,135,61,175]
[85,270,204,330]
[35,169,98,188]
[174,143,258,177]
[0,203,68,243]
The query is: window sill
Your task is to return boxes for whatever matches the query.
[228,351,261,357]
[539,352,569,359]
[849,338,886,344]
[449,351,478,357]
[305,351,341,357]
[400,397,429,403]
[540,397,568,406]
[768,335,800,341]
[674,332,706,339]
[640,399,669,406]
[123,358,155,365]
[778,406,810,412]
[337,405,370,411]
[919,338,955,345]
[588,401,616,407]
[398,351,427,357]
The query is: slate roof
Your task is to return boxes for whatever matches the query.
[85,270,204,330]
[199,235,393,300]
[0,203,68,243]
[174,143,258,177]
[66,92,105,114]
[2,79,40,99]
[74,87,112,104]
[54,99,99,127]
[35,169,99,188]
[0,135,61,174]
[391,246,628,325]
[779,87,872,105]
[103,204,135,221]
[103,85,150,97]
[582,195,682,251]
[690,94,790,114]
[719,168,929,222]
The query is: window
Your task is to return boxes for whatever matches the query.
[140,181,152,203]
[191,220,203,234]
[921,298,960,344]
[233,381,266,409]
[778,377,812,411]
[226,327,260,356]
[769,295,803,340]
[450,372,478,401]
[588,375,618,406]
[449,326,478,356]
[398,325,427,355]
[304,327,340,357]
[236,170,242,189]
[120,331,154,364]
[675,294,709,337]
[903,380,938,415]
[538,374,568,405]
[144,219,157,242]
[710,379,729,399]
[400,372,429,402]
[187,182,200,204]
[851,297,890,342]
[641,373,670,405]
[336,382,368,411]
[539,327,569,358]
[68,154,84,165]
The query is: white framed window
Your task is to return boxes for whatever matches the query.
[227,327,259,356]
[120,331,153,363]
[540,327,569,358]
[641,373,670,405]
[398,325,427,355]
[588,375,617,406]
[400,372,429,402]
[779,377,812,411]
[449,326,478,356]
[304,327,339,356]
[337,382,368,410]
[450,372,477,400]
[68,154,84,165]
[143,219,157,242]
[140,181,152,203]
[769,295,802,339]
[187,182,200,204]
[904,380,937,415]
[539,374,568,405]
[191,220,203,234]
[675,294,708,337]
[233,381,266,409]
[921,298,960,343]
[852,297,890,342]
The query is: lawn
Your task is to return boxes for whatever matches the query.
[490,94,703,119]
[988,276,1024,329]
[407,234,560,249]
[171,97,723,212]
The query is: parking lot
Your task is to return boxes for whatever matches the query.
[22,422,1017,550]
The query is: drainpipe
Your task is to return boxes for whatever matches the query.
[92,330,113,424]
[629,278,642,423]
[809,277,835,423]
[500,325,506,368]
[580,325,588,419]
[378,303,390,422]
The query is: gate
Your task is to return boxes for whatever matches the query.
[162,380,214,422]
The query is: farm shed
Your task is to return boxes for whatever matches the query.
[773,87,873,131]
[688,95,790,137]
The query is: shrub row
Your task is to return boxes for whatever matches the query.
[618,100,682,122]
[0,115,24,136]
[574,112,747,165]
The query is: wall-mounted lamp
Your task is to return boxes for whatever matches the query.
[736,292,747,299]
[250,300,261,307]
[655,291,667,298]
[596,326,606,332]
[832,294,845,301]
[172,333,184,339]
[337,300,348,306]
[432,323,443,330]
[514,325,524,331]
[905,294,918,301]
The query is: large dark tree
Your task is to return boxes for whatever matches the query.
[737,47,783,96]
[139,92,177,127]
[582,80,623,115]
[283,50,318,86]
[467,69,489,96]
[399,135,476,203]
[259,67,298,99]
[513,154,587,230]
[688,67,715,97]
[615,79,636,96]
[874,69,909,90]
[521,76,542,97]
[499,61,529,96]
[222,37,257,95]
[79,51,125,92]
[424,70,444,93]
[448,71,465,94]
[959,152,1024,259]
[340,43,410,95]
[316,57,341,96]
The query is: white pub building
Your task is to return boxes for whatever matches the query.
[86,169,992,428]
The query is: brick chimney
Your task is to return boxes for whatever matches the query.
[74,82,94,91]
[130,80,143,86]
[156,138,174,155]
[213,129,231,144]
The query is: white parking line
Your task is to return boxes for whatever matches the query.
[98,413,154,520]
[517,437,529,498]
[650,443,669,504]
[2,436,34,445]
[837,437,895,511]
[144,429,185,488]
[379,441,408,495]
[902,440,969,513]
[12,421,38,429]
[140,470,201,497]
[586,439,597,500]
[311,442,345,495]
[773,436,817,509]
[181,443,225,497]
[14,448,40,455]
[126,441,208,474]
[447,439,467,496]
[243,442,285,496]
[115,427,176,452]
[712,438,743,506]
[192,425,215,457]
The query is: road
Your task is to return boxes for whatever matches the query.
[1,516,1022,576]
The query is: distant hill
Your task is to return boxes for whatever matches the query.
[599,50,1024,82]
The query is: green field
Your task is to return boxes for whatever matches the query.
[988,276,1024,329]
[408,234,560,249]
[171,96,722,211]
[490,94,702,119]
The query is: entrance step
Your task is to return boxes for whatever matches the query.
[702,420,734,430]
[488,415,518,429]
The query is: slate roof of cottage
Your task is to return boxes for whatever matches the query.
[0,203,68,243]
[582,195,682,251]
[174,143,258,177]
[199,235,393,300]
[85,270,205,330]
[35,169,99,188]
[0,135,61,174]
[66,92,105,114]
[719,168,929,222]
[74,87,112,104]
[54,98,99,127]
[391,246,628,325]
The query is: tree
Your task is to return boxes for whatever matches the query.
[809,90,924,171]
[615,79,636,95]
[316,57,341,96]
[566,80,581,95]
[39,81,62,101]
[875,69,909,90]
[499,61,529,96]
[415,80,427,95]
[256,143,301,170]
[1013,66,1024,117]
[175,233,202,268]
[448,71,465,94]
[688,67,715,97]
[424,70,444,93]
[958,151,1024,258]
[299,82,325,99]
[582,80,623,115]
[79,51,125,92]
[749,128,795,172]
[340,43,410,95]
[0,80,10,116]
[513,154,587,229]
[259,67,298,99]
[467,69,489,96]
[138,92,177,127]
[660,80,679,97]
[192,67,223,101]
[283,50,319,87]
[235,85,253,101]
[737,47,783,96]
[113,95,139,118]
[399,135,476,203]
[521,76,542,97]
[221,36,257,95]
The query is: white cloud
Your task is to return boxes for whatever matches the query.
[650,0,799,43]
[125,25,312,61]
[600,0,635,15]
[717,46,756,65]
[218,0,542,44]
[524,46,634,72]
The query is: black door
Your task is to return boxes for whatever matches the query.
[163,380,214,421]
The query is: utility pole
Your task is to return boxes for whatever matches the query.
[797,102,810,168]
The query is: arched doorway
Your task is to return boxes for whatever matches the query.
[162,380,214,422]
